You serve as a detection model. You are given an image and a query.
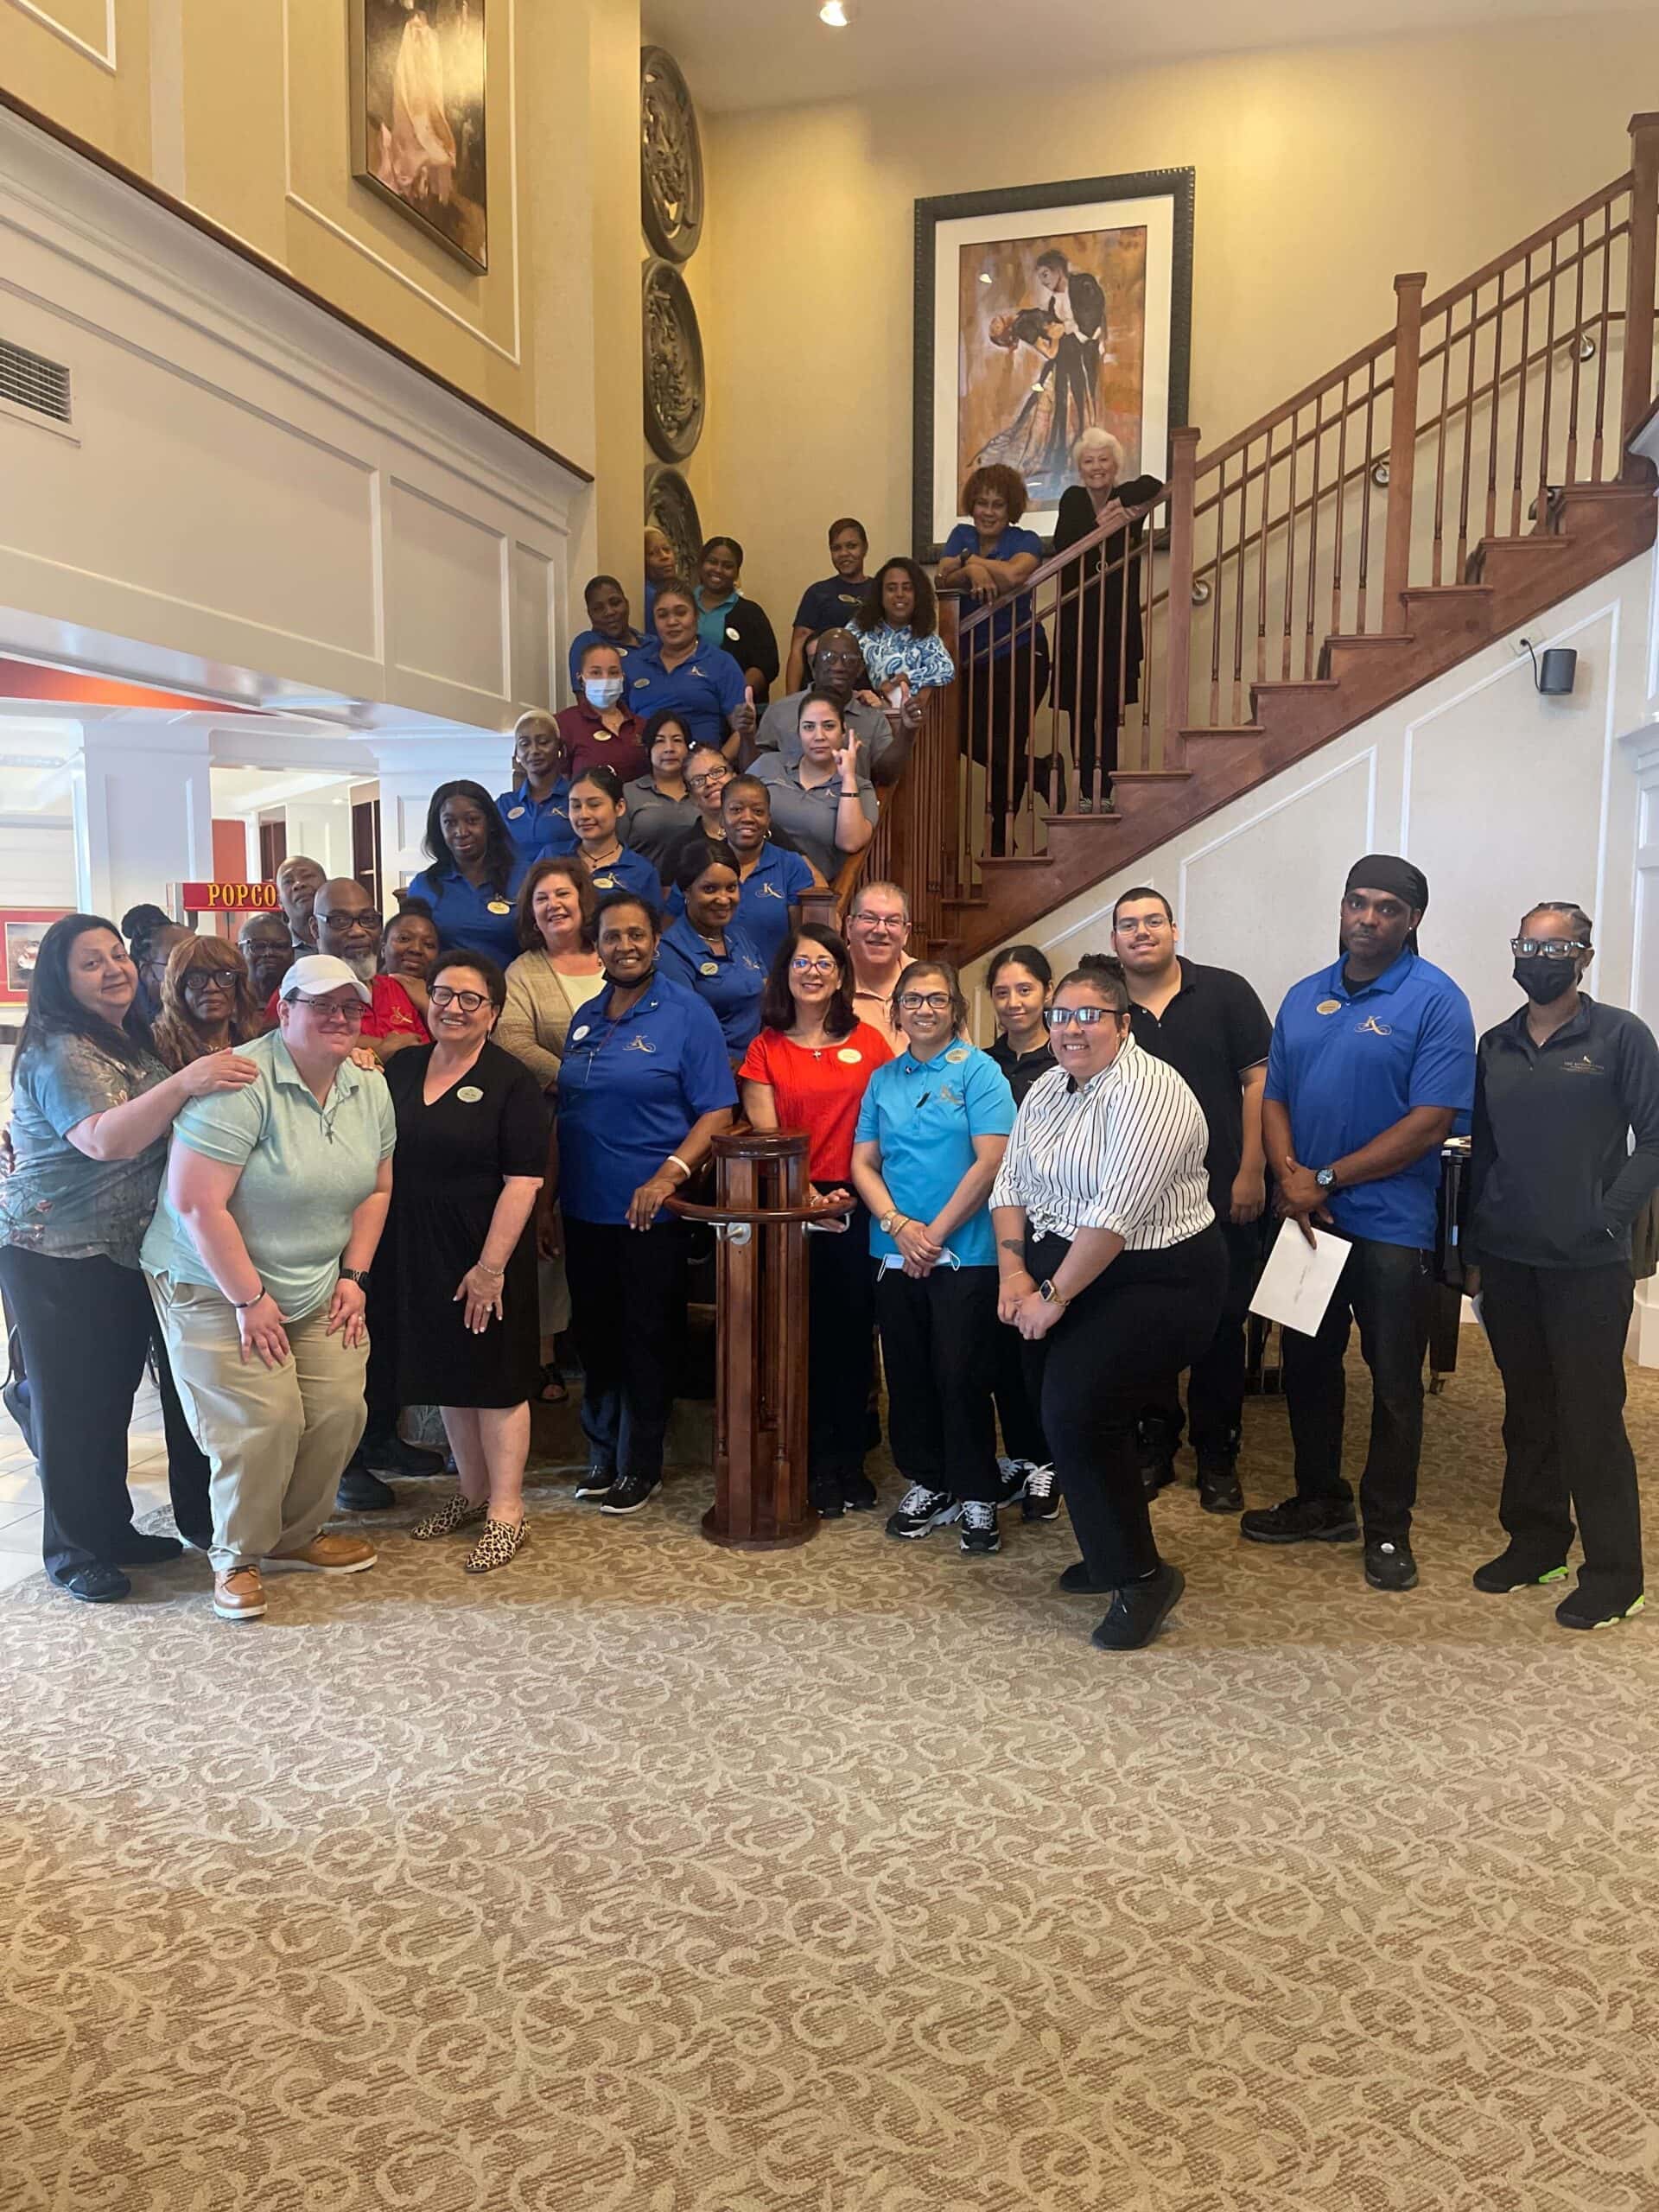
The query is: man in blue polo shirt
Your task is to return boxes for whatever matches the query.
[1245,855,1474,1592]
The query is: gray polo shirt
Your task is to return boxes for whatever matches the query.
[750,753,878,882]
[142,1030,395,1319]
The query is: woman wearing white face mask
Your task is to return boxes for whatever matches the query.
[555,641,648,787]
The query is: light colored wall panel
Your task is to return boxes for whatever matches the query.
[385,480,507,704]
[510,542,554,711]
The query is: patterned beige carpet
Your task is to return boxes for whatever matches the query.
[3,1334,1657,2211]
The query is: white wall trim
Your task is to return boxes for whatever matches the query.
[5,0,116,73]
[1177,745,1378,931]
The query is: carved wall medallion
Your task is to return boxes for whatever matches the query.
[643,259,705,462]
[640,45,704,264]
[645,464,703,582]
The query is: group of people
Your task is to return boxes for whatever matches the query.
[3,821,1654,1649]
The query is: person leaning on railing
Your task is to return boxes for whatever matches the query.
[936,463,1047,855]
[1050,429,1163,813]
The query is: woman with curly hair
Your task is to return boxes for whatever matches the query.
[851,558,956,702]
[152,936,264,1071]
[937,463,1051,855]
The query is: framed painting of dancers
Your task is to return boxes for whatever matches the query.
[912,168,1193,558]
[351,0,490,273]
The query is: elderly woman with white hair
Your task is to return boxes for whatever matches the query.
[1051,429,1163,812]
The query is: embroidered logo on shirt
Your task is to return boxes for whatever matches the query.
[757,883,785,899]
[1560,1055,1604,1074]
[1357,1014,1394,1037]
[625,1035,658,1053]
[1316,999,1343,1015]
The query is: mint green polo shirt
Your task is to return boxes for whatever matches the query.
[141,1031,395,1320]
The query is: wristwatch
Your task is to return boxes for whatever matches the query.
[880,1209,906,1236]
[338,1266,371,1289]
[1039,1279,1069,1311]
[1314,1166,1338,1192]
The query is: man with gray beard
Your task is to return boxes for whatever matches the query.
[261,878,430,1065]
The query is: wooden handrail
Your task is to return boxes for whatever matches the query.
[1421,170,1632,323]
[1621,115,1659,475]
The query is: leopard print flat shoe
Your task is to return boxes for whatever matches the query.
[410,1491,489,1541]
[463,1517,529,1574]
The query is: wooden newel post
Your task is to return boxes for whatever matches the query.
[1382,271,1427,631]
[1622,112,1659,479]
[675,1128,819,1550]
[798,883,842,930]
[1164,426,1200,751]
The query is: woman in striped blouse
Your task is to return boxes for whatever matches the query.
[990,953,1224,1649]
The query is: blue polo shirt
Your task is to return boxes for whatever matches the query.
[556,972,736,1224]
[942,522,1044,656]
[855,1044,1015,1267]
[667,840,815,971]
[565,626,644,696]
[584,845,663,912]
[404,858,537,967]
[658,914,766,1058]
[1265,949,1476,1247]
[626,639,748,747]
[497,780,576,861]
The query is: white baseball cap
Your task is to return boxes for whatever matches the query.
[278,953,372,1005]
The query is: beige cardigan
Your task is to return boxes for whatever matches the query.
[498,950,607,1090]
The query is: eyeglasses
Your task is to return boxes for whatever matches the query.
[898,992,951,1013]
[688,771,731,793]
[790,957,838,977]
[1114,914,1169,932]
[853,914,906,933]
[429,984,489,1012]
[1510,937,1589,960]
[1049,1005,1123,1027]
[292,995,365,1025]
[184,968,241,990]
[320,911,380,935]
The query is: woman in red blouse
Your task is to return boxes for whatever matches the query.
[740,925,892,1517]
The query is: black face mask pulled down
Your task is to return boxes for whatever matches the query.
[1513,957,1579,1006]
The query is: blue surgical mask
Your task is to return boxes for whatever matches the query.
[585,676,625,710]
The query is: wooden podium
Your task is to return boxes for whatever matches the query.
[669,1128,845,1550]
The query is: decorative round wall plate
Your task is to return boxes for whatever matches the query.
[640,46,704,264]
[643,259,705,462]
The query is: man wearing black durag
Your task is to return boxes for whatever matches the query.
[1243,857,1476,1590]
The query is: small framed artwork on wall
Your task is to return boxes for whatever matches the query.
[351,0,490,274]
[913,168,1194,559]
[0,911,70,1007]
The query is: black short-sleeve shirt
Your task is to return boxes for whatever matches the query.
[988,1032,1058,1106]
[384,1037,549,1201]
[793,575,868,636]
[1127,957,1273,1210]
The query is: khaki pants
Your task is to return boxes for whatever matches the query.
[146,1273,369,1573]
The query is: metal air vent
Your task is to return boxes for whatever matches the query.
[0,339,72,425]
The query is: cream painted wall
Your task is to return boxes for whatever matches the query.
[694,13,1648,621]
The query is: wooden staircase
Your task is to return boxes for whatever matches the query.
[860,115,1659,969]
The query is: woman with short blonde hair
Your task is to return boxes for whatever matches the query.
[1052,429,1164,810]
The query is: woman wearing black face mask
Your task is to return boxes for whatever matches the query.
[1465,901,1659,1631]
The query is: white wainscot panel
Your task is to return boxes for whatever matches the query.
[0,289,379,663]
[385,480,507,706]
[1179,751,1376,1019]
[510,543,553,710]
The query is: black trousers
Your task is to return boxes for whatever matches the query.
[0,1245,211,1580]
[1479,1255,1643,1603]
[991,1309,1049,1466]
[1023,1225,1226,1585]
[1281,1234,1431,1539]
[875,1262,1002,1501]
[563,1216,686,1483]
[963,639,1049,857]
[807,1200,873,1482]
[1144,1217,1264,1457]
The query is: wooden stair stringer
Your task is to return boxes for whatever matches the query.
[939,480,1656,965]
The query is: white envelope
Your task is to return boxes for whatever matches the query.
[1249,1219,1351,1337]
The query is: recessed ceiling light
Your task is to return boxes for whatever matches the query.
[819,1,849,24]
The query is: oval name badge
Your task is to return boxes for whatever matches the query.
[487,899,512,915]
[945,1047,968,1063]
[571,1025,590,1042]
[632,675,651,688]
[457,1084,484,1103]
[836,1047,862,1064]
[507,805,526,820]
[593,874,616,890]
[699,960,719,976]
[1315,998,1343,1015]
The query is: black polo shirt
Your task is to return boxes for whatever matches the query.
[1468,993,1659,1268]
[1127,957,1272,1211]
[988,1031,1058,1105]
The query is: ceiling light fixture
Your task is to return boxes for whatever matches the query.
[819,1,849,24]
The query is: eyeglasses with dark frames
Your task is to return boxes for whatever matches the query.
[429,984,490,1013]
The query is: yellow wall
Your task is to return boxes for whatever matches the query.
[693,14,1648,623]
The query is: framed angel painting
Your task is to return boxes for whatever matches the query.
[352,0,489,273]
[912,168,1194,558]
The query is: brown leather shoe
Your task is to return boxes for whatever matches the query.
[264,1534,377,1574]
[213,1566,267,1620]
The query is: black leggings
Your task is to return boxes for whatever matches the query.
[1021,1226,1225,1584]
[0,1245,211,1580]
[962,636,1050,857]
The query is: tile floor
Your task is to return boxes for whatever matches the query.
[0,1376,174,1593]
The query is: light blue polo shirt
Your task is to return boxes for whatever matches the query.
[404,856,539,965]
[141,1031,396,1319]
[556,972,736,1225]
[1265,948,1475,1247]
[855,1042,1015,1267]
[626,639,748,748]
[657,914,766,1058]
[497,780,576,861]
[667,840,815,970]
[584,845,663,912]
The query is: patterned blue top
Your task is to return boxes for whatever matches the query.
[0,1033,173,1268]
[856,623,956,695]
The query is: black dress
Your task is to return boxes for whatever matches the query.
[381,1039,547,1408]
[1051,475,1162,796]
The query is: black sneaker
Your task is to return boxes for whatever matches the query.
[1137,1419,1177,1498]
[3,1377,37,1458]
[111,1530,184,1567]
[599,1472,660,1516]
[574,1462,617,1501]
[1240,1495,1359,1545]
[841,1473,878,1512]
[57,1563,130,1604]
[1197,1452,1243,1514]
[1092,1562,1185,1650]
[958,1501,1001,1554]
[886,1484,960,1541]
[1364,1536,1418,1591]
[810,1473,846,1520]
[1471,1548,1569,1593]
[360,1429,447,1477]
[1021,1465,1059,1522]
[1554,1585,1646,1631]
[337,1463,397,1512]
[1058,1559,1113,1593]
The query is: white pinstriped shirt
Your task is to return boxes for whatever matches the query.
[990,1032,1215,1249]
